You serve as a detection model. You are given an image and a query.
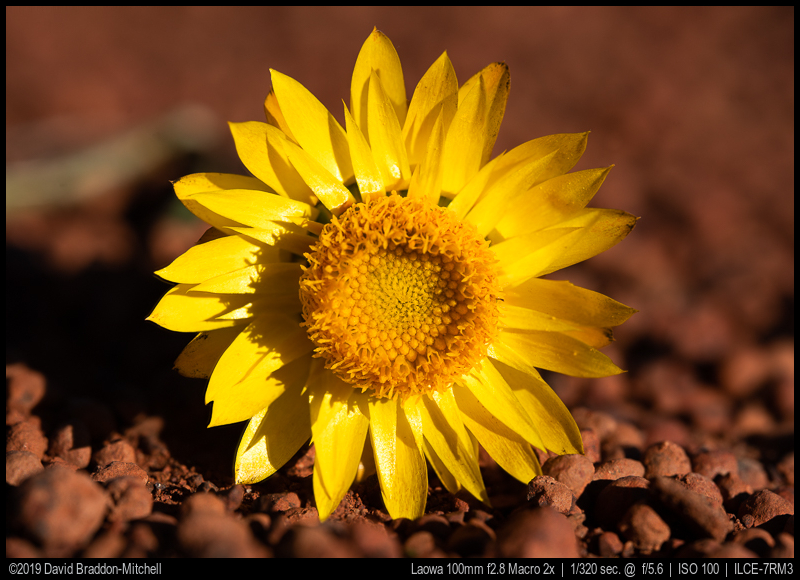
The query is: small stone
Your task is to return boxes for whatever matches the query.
[594,458,645,480]
[737,457,769,489]
[692,449,738,480]
[738,490,793,527]
[257,491,301,513]
[715,472,753,513]
[6,450,44,485]
[580,429,601,463]
[680,472,723,507]
[732,527,775,557]
[48,423,91,468]
[446,520,494,557]
[181,491,226,516]
[526,475,574,514]
[221,485,245,511]
[93,439,137,467]
[178,511,268,557]
[770,533,794,558]
[6,420,48,459]
[6,363,46,415]
[650,476,732,541]
[350,521,402,558]
[106,477,153,522]
[496,506,579,557]
[572,408,618,441]
[276,524,358,557]
[542,454,595,498]
[597,531,624,557]
[594,476,650,528]
[92,461,148,485]
[13,469,108,551]
[404,531,439,557]
[643,441,692,478]
[618,503,671,554]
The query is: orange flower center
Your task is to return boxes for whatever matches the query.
[299,194,499,398]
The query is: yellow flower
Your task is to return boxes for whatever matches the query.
[148,28,636,521]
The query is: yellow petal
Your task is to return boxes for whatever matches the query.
[498,302,579,333]
[440,76,486,197]
[147,283,250,332]
[368,397,427,520]
[234,377,311,484]
[495,167,612,238]
[174,326,242,378]
[191,262,301,295]
[504,277,636,329]
[452,383,541,483]
[490,360,583,455]
[458,62,510,167]
[415,390,488,504]
[283,138,355,215]
[270,69,354,184]
[402,52,458,167]
[492,226,579,289]
[367,70,411,191]
[309,368,370,520]
[173,172,273,196]
[155,234,276,285]
[228,121,315,203]
[406,104,445,206]
[466,133,589,237]
[351,28,407,135]
[532,208,638,277]
[447,154,503,221]
[343,102,385,201]
[228,225,315,257]
[206,317,313,426]
[460,358,544,449]
[263,90,298,144]
[187,189,315,230]
[422,436,461,496]
[491,328,623,378]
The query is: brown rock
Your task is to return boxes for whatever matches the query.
[181,491,227,516]
[650,476,733,541]
[594,458,645,480]
[496,506,579,558]
[732,527,775,556]
[572,408,618,441]
[257,491,301,513]
[738,489,793,527]
[221,484,245,511]
[277,524,359,557]
[643,440,692,478]
[350,521,402,557]
[446,520,494,557]
[692,449,738,480]
[680,472,723,507]
[737,457,770,490]
[6,450,44,485]
[596,531,624,557]
[14,469,108,551]
[526,475,574,514]
[542,454,595,498]
[6,363,46,416]
[106,476,153,522]
[404,530,441,557]
[6,420,48,459]
[715,472,753,512]
[92,461,148,485]
[178,512,268,557]
[580,429,601,463]
[93,439,137,467]
[770,533,794,558]
[594,476,650,528]
[48,423,91,468]
[618,503,671,553]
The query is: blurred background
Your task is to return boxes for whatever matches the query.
[6,7,793,479]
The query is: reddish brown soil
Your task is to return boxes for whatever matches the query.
[6,7,793,558]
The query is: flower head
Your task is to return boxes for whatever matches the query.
[148,28,636,520]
